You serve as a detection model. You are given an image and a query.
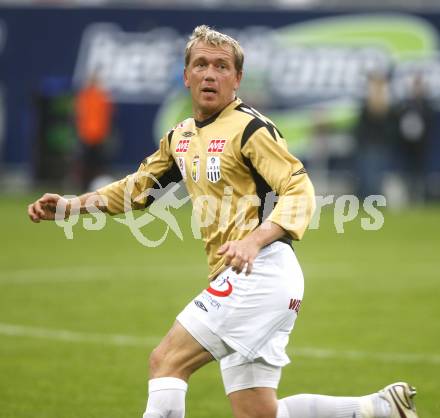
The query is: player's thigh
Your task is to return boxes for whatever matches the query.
[149,320,214,379]
[228,387,278,418]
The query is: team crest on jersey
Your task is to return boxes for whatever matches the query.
[176,156,186,180]
[207,139,227,153]
[191,155,200,182]
[175,139,190,153]
[206,156,221,183]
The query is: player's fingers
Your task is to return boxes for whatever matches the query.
[40,195,60,214]
[27,203,35,219]
[231,253,246,274]
[40,193,58,203]
[41,195,60,211]
[38,196,52,207]
[240,257,250,275]
[27,204,40,223]
[245,258,253,276]
[231,259,240,273]
[234,261,245,275]
[43,201,58,214]
[217,242,230,255]
[223,247,236,266]
[34,200,46,218]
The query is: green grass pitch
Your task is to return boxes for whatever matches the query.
[0,194,439,417]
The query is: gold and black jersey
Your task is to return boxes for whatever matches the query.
[98,98,315,280]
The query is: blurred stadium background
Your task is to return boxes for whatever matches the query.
[0,1,439,418]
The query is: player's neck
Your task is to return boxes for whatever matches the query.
[193,99,236,123]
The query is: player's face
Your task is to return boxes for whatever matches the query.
[184,41,242,121]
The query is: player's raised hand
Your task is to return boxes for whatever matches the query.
[28,193,69,223]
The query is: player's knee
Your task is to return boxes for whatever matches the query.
[232,401,277,418]
[148,346,166,377]
[149,345,182,378]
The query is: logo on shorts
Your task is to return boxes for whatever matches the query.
[194,300,208,312]
[206,276,233,297]
[288,298,302,314]
[206,156,221,183]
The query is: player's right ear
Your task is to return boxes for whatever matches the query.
[183,68,190,89]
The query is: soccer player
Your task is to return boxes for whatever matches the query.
[28,25,419,418]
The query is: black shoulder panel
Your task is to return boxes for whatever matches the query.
[242,156,272,224]
[238,102,281,147]
[265,123,278,141]
[235,102,252,114]
[241,117,267,149]
[167,129,175,146]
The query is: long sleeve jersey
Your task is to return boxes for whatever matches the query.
[98,98,316,280]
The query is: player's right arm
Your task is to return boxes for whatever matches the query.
[27,192,107,223]
[96,131,179,215]
[28,131,178,222]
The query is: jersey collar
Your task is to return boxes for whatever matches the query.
[194,98,242,128]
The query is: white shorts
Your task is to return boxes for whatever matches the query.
[177,241,304,391]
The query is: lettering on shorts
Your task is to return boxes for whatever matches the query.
[201,293,221,310]
[288,298,302,314]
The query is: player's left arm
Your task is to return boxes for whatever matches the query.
[242,126,316,240]
[218,125,316,275]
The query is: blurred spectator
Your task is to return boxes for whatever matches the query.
[0,86,4,169]
[74,73,114,191]
[33,77,76,188]
[308,110,332,194]
[354,72,394,199]
[309,109,355,196]
[394,74,433,202]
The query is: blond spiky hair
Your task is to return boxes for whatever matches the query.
[184,25,244,73]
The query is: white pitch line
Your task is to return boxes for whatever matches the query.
[0,323,159,347]
[0,264,207,284]
[292,346,440,365]
[0,322,439,366]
